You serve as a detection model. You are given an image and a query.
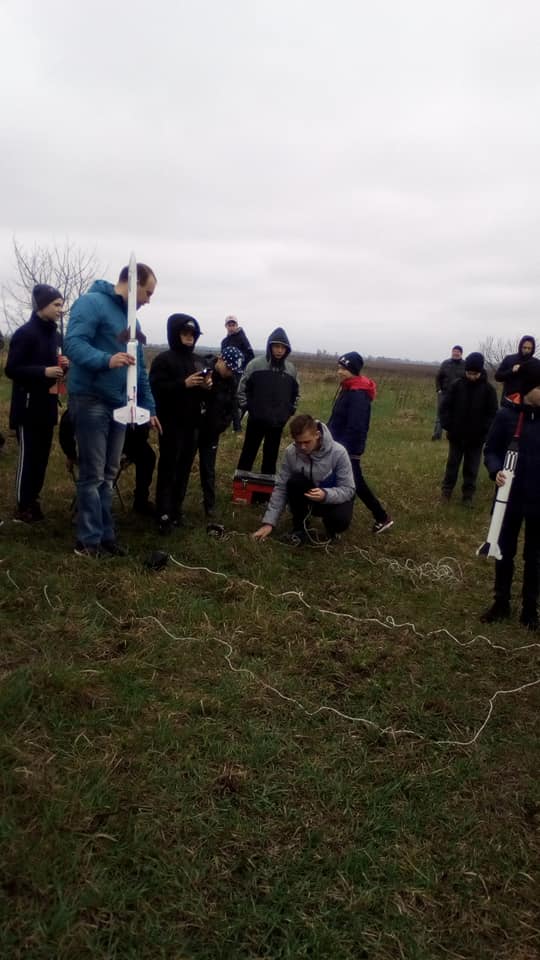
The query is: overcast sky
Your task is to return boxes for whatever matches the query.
[1,0,540,361]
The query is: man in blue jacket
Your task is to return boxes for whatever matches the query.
[65,263,159,556]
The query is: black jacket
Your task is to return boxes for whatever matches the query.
[495,336,537,399]
[484,398,540,518]
[149,314,206,429]
[440,373,498,445]
[199,363,238,444]
[237,327,299,426]
[6,312,60,428]
[435,357,465,393]
[220,328,254,369]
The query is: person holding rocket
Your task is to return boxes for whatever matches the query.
[481,358,540,629]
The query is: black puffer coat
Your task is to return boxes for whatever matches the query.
[440,372,498,445]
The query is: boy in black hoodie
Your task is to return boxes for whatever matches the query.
[237,327,299,476]
[5,284,67,521]
[149,314,209,533]
[495,335,536,400]
[481,358,540,629]
[439,352,498,506]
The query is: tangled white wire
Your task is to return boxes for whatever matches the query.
[91,555,539,748]
[345,547,463,585]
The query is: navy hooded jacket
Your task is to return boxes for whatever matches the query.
[484,397,540,518]
[327,375,377,457]
[6,312,60,428]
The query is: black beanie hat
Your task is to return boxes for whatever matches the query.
[32,284,63,312]
[464,351,484,373]
[517,357,540,396]
[338,351,364,376]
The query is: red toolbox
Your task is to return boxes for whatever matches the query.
[232,469,275,505]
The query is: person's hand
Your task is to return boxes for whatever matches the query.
[305,488,326,502]
[512,363,520,373]
[202,373,213,390]
[58,355,69,372]
[185,372,204,388]
[495,470,507,487]
[252,524,273,541]
[109,352,135,369]
[150,416,162,435]
[45,365,64,378]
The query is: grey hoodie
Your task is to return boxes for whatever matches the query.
[262,421,355,528]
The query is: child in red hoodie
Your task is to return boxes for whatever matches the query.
[328,352,393,533]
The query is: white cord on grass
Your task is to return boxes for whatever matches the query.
[94,560,540,747]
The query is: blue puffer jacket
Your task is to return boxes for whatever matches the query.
[484,398,540,518]
[65,280,155,413]
[327,375,376,457]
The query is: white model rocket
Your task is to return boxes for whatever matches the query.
[477,414,523,560]
[113,252,151,426]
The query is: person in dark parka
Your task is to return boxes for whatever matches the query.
[432,345,465,439]
[328,351,393,533]
[440,351,498,505]
[237,327,299,475]
[221,315,255,432]
[495,335,536,401]
[5,284,67,521]
[149,313,209,533]
[198,345,243,516]
[481,358,540,629]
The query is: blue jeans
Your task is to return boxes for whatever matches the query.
[70,395,126,546]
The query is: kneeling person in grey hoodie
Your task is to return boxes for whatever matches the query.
[252,414,355,544]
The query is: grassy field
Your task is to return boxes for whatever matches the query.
[0,357,538,960]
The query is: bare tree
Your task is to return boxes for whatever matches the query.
[1,238,101,335]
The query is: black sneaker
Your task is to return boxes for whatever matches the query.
[158,514,173,535]
[373,517,394,534]
[101,540,128,557]
[480,601,511,623]
[14,508,37,524]
[74,542,102,558]
[519,610,538,631]
[280,529,309,546]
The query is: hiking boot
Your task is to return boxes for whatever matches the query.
[479,601,511,623]
[74,542,102,558]
[519,609,539,631]
[373,517,394,534]
[101,540,128,557]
